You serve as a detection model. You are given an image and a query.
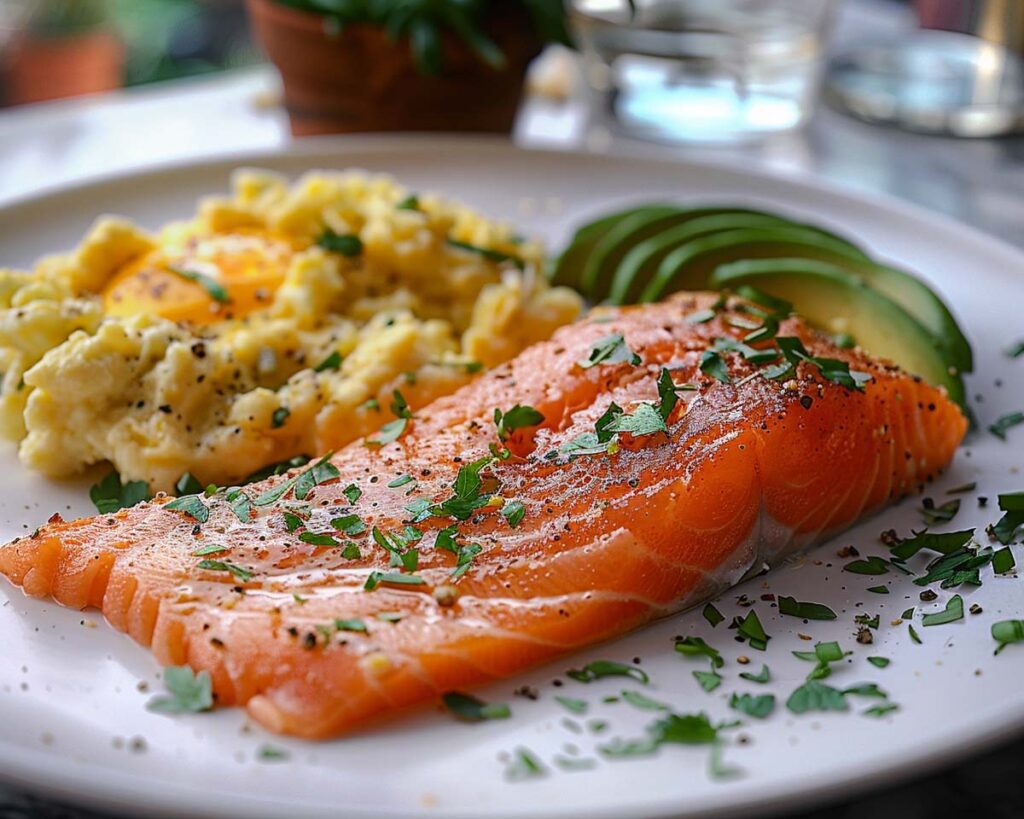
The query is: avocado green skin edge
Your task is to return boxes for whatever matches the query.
[549,205,677,291]
[550,204,864,292]
[639,227,868,303]
[708,258,968,410]
[607,213,807,306]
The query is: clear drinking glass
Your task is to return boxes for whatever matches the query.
[571,0,841,143]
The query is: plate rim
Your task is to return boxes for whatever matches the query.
[0,134,1022,819]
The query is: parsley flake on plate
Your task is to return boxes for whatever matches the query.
[567,660,649,684]
[674,636,724,668]
[441,691,511,722]
[993,620,1024,654]
[147,666,214,714]
[739,664,771,684]
[920,594,964,626]
[621,689,670,712]
[777,596,837,621]
[729,692,775,719]
[702,602,725,628]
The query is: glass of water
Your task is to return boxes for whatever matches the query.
[571,0,841,143]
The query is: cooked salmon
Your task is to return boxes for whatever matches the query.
[0,293,967,738]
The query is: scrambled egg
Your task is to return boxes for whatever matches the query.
[0,170,581,491]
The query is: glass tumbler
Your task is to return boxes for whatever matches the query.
[571,0,842,143]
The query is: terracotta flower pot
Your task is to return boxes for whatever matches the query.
[246,0,545,136]
[4,29,123,106]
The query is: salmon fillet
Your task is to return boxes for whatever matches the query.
[0,293,967,739]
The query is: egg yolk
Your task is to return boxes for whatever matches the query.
[102,232,295,325]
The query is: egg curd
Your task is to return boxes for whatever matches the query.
[0,170,581,492]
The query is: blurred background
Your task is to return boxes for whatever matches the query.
[0,0,259,105]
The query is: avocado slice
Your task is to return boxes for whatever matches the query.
[550,205,675,291]
[708,258,966,409]
[639,227,874,303]
[606,212,793,305]
[798,253,973,375]
[629,226,970,375]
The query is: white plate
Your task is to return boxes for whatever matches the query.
[0,137,1022,819]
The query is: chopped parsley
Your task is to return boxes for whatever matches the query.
[396,194,420,210]
[299,531,339,547]
[620,689,669,711]
[343,483,362,504]
[367,418,407,448]
[147,666,213,714]
[864,703,900,718]
[993,547,1016,574]
[739,664,771,684]
[256,744,288,761]
[334,618,367,633]
[993,620,1024,654]
[577,334,641,369]
[775,336,872,390]
[196,559,252,582]
[867,656,890,668]
[504,748,546,780]
[674,636,724,668]
[271,407,290,428]
[225,489,251,523]
[316,229,363,257]
[702,603,724,628]
[313,351,342,373]
[167,264,229,303]
[441,691,511,722]
[89,470,151,515]
[363,571,425,591]
[729,692,775,719]
[331,514,366,536]
[494,405,544,440]
[567,660,649,684]
[293,454,340,500]
[175,472,203,496]
[792,641,850,680]
[387,474,414,488]
[888,528,975,560]
[192,544,227,557]
[844,555,891,575]
[164,494,210,523]
[731,610,770,651]
[914,545,991,588]
[777,596,837,621]
[920,594,964,626]
[699,350,731,384]
[446,238,524,269]
[993,492,1024,545]
[990,411,1024,440]
[555,696,588,714]
[786,680,848,714]
[693,669,722,692]
[501,500,525,529]
[89,470,151,514]
[920,498,960,525]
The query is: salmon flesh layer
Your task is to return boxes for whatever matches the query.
[0,293,967,738]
